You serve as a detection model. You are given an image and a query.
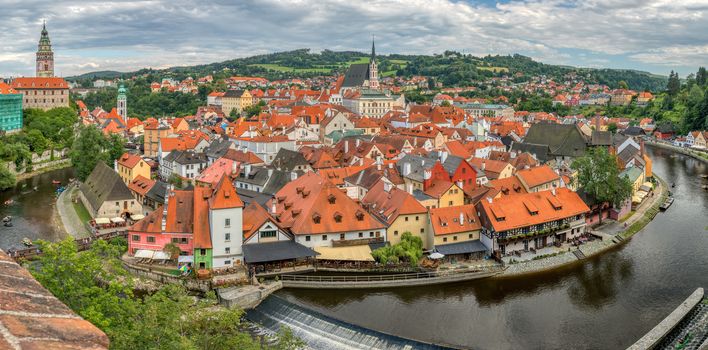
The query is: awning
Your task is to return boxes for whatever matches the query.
[134,249,154,259]
[111,217,125,223]
[429,252,445,260]
[95,218,110,225]
[642,182,654,189]
[632,195,643,203]
[131,214,145,220]
[242,240,318,264]
[434,240,488,256]
[314,245,374,262]
[178,255,194,263]
[153,251,170,260]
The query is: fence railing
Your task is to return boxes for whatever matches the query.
[280,268,494,283]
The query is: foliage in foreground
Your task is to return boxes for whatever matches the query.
[371,232,424,266]
[29,238,304,350]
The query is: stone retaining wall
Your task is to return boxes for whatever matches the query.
[647,141,708,164]
[627,288,705,350]
[121,260,212,293]
[218,282,283,309]
[280,269,502,289]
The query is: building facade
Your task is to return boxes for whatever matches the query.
[11,77,70,110]
[36,22,54,77]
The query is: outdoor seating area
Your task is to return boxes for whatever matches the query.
[133,249,172,264]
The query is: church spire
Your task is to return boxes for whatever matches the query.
[36,21,54,77]
[371,35,376,61]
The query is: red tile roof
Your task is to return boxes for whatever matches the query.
[209,175,244,210]
[429,204,481,236]
[0,82,17,94]
[516,165,560,189]
[362,180,426,224]
[128,175,156,197]
[11,77,69,89]
[193,187,212,249]
[270,172,385,235]
[117,152,143,169]
[243,202,280,240]
[479,188,589,232]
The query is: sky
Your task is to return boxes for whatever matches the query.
[1,0,707,78]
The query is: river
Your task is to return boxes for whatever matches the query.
[275,146,708,350]
[0,167,75,251]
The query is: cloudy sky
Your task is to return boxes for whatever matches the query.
[1,0,707,78]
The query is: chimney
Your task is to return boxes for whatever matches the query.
[486,196,493,203]
[510,151,517,159]
[551,187,556,196]
[406,183,413,194]
[344,140,349,154]
[423,169,432,180]
[640,139,645,155]
[268,168,273,177]
[161,185,171,232]
[271,200,277,214]
[459,212,464,226]
[481,161,486,170]
[376,156,382,170]
[290,171,298,181]
[245,163,252,177]
[384,182,392,192]
[457,180,464,189]
[356,138,361,147]
[231,161,238,175]
[440,151,448,164]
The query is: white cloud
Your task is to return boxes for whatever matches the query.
[0,0,705,76]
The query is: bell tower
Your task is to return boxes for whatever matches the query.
[36,21,54,77]
[117,84,128,122]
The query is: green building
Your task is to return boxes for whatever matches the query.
[193,247,213,270]
[0,89,23,133]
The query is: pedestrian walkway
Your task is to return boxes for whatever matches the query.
[595,179,665,237]
[56,184,90,239]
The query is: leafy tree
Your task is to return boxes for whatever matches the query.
[697,67,707,87]
[30,238,305,350]
[26,129,49,154]
[71,126,108,181]
[607,122,618,134]
[618,80,629,89]
[163,242,182,260]
[371,232,423,267]
[0,162,15,190]
[169,173,184,189]
[571,148,633,224]
[106,133,126,164]
[667,70,681,96]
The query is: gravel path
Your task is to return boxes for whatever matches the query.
[56,184,90,239]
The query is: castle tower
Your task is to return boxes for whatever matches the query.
[368,36,379,90]
[117,84,127,121]
[36,21,54,77]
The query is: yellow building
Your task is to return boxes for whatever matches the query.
[361,181,430,248]
[428,204,485,260]
[143,119,172,158]
[424,181,465,208]
[116,152,150,185]
[222,90,253,116]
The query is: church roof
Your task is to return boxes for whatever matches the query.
[341,63,370,88]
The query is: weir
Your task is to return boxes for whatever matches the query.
[246,295,456,350]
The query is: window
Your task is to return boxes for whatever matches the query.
[200,249,206,256]
[305,236,311,241]
[420,228,425,234]
[147,236,155,243]
[416,216,419,221]
[358,232,363,238]
[132,235,140,242]
[469,234,474,239]
[443,237,448,242]
[225,233,231,242]
[322,235,328,241]
[260,231,276,238]
[224,260,231,266]
[405,216,409,222]
[225,218,230,227]
[448,201,453,206]
[225,247,230,254]
[394,230,399,236]
[339,233,345,240]
[369,232,374,237]
[172,238,179,244]
[453,236,458,241]
[181,238,188,244]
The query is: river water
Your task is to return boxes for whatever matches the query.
[276,146,708,350]
[0,167,75,251]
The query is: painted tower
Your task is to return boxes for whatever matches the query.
[368,37,379,90]
[36,22,54,77]
[117,84,127,121]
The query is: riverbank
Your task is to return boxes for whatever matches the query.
[646,140,708,164]
[501,175,668,277]
[55,183,91,239]
[14,158,72,182]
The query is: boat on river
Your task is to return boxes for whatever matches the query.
[660,197,675,211]
[22,238,33,247]
[2,216,11,223]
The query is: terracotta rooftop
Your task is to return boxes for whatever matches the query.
[0,250,109,349]
[117,152,143,169]
[362,180,427,224]
[429,204,482,236]
[516,165,560,189]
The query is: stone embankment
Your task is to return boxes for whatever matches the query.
[502,175,667,277]
[646,140,708,164]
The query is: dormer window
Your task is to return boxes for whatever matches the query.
[334,212,343,223]
[355,211,364,221]
[312,213,321,224]
[328,194,336,204]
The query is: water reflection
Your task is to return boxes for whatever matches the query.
[276,146,708,350]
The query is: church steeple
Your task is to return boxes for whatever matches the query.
[36,21,54,77]
[368,35,379,90]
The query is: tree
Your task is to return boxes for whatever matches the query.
[169,173,184,189]
[0,162,15,191]
[163,242,182,260]
[106,133,126,164]
[571,147,633,224]
[26,129,49,154]
[618,80,629,90]
[607,122,618,134]
[71,126,108,181]
[371,232,423,267]
[697,67,707,87]
[440,100,451,107]
[667,70,681,96]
